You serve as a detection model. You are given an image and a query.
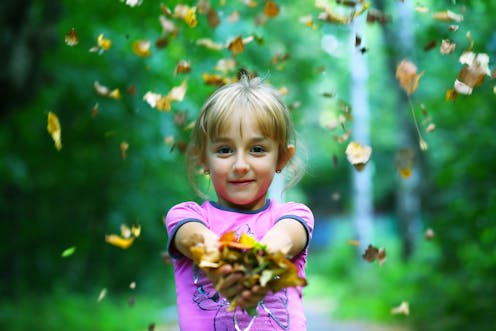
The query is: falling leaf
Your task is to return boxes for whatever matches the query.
[366,8,388,24]
[122,0,142,7]
[394,148,415,179]
[423,40,437,52]
[425,123,436,133]
[440,39,456,55]
[432,10,463,22]
[395,60,424,95]
[94,81,121,99]
[132,40,151,57]
[174,4,198,27]
[196,38,223,51]
[391,301,410,315]
[345,141,372,171]
[424,228,435,240]
[61,246,76,258]
[227,35,245,55]
[105,234,135,249]
[175,60,192,75]
[65,28,79,46]
[143,92,161,108]
[120,141,129,160]
[264,1,280,17]
[131,224,141,237]
[97,288,107,302]
[97,33,112,51]
[454,51,491,95]
[47,112,62,151]
[129,281,136,290]
[445,88,458,101]
[362,244,387,265]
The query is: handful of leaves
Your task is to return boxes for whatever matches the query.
[189,231,307,312]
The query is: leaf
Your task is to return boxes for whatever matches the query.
[440,39,456,55]
[120,142,129,160]
[97,33,112,51]
[174,60,192,75]
[264,1,280,17]
[132,40,151,57]
[227,35,245,55]
[454,51,491,95]
[394,148,415,179]
[432,10,463,22]
[47,112,62,151]
[105,234,135,249]
[362,244,386,265]
[94,81,120,99]
[97,288,107,302]
[391,301,410,315]
[61,246,76,258]
[122,0,142,7]
[190,231,306,311]
[65,28,79,46]
[395,60,424,95]
[345,141,372,171]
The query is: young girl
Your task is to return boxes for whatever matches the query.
[165,74,314,330]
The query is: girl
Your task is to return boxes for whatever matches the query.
[165,74,314,330]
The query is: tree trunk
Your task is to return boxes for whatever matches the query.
[377,0,422,260]
[350,17,374,252]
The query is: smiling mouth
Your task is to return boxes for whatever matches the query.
[229,179,254,185]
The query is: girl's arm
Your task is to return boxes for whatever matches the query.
[261,218,308,258]
[173,221,219,259]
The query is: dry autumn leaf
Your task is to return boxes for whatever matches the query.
[454,51,491,95]
[47,111,62,151]
[362,244,387,266]
[65,28,79,46]
[432,10,463,22]
[395,60,424,95]
[264,1,280,17]
[394,148,415,179]
[132,40,151,57]
[190,231,307,313]
[345,141,372,171]
[391,301,410,315]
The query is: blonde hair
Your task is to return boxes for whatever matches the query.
[186,74,304,198]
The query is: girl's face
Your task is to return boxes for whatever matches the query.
[204,116,287,211]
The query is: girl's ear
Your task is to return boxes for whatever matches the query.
[277,144,295,172]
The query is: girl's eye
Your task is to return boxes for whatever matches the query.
[251,145,266,153]
[216,146,232,155]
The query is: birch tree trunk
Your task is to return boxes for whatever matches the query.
[350,17,374,252]
[377,0,422,260]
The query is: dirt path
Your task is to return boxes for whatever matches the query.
[305,298,411,331]
[156,301,411,331]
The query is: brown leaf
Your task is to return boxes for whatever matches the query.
[395,60,424,95]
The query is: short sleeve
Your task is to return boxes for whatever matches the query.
[276,202,314,250]
[164,201,207,258]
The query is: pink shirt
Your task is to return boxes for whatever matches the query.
[165,199,314,331]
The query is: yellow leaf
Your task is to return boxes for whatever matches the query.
[156,95,173,111]
[264,1,280,17]
[105,234,135,249]
[132,40,151,57]
[120,141,129,160]
[184,7,198,27]
[131,224,141,237]
[227,35,245,56]
[47,112,62,151]
[97,33,112,51]
[432,10,463,22]
[168,80,187,102]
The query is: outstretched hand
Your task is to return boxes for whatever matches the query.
[205,264,269,309]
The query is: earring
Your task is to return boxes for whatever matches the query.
[275,169,281,174]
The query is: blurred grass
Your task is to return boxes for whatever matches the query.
[305,216,441,327]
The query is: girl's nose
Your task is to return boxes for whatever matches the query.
[233,153,249,174]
